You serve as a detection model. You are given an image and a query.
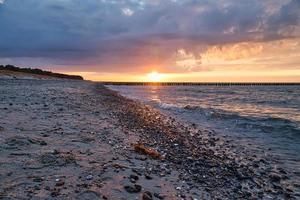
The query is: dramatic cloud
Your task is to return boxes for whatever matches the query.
[0,0,299,73]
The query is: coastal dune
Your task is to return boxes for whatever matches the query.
[0,65,83,80]
[0,79,297,199]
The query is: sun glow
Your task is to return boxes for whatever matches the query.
[147,71,163,82]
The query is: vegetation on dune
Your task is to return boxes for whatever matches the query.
[0,65,83,80]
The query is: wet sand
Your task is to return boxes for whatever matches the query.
[0,79,298,199]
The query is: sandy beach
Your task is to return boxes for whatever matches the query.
[0,79,297,199]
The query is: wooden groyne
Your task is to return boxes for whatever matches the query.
[101,82,300,86]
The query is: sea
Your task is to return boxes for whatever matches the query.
[108,85,300,184]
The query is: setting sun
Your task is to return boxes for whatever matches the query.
[147,71,163,82]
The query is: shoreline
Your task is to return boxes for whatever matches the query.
[100,84,297,199]
[0,79,297,199]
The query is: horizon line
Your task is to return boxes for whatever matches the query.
[100,81,300,86]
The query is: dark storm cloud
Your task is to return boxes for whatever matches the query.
[0,0,299,71]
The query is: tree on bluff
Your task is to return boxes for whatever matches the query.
[0,65,83,80]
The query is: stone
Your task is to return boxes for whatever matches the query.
[124,184,142,193]
[143,191,153,200]
[269,173,281,182]
[184,105,193,110]
[40,141,47,146]
[145,174,152,180]
[130,174,139,181]
[86,175,93,180]
[154,193,164,199]
[33,176,43,182]
[34,185,41,190]
[55,180,65,187]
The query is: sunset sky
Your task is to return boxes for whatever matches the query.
[0,0,299,82]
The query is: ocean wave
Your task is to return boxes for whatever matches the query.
[158,102,180,109]
[237,121,300,136]
[180,104,300,136]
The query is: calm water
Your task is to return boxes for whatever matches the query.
[108,85,300,182]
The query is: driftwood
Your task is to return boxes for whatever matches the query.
[133,143,161,159]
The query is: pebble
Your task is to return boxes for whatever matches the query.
[145,174,153,180]
[86,175,93,180]
[130,174,139,180]
[129,174,139,183]
[55,180,65,187]
[52,149,60,155]
[34,185,41,190]
[40,141,47,146]
[124,184,142,193]
[142,191,153,200]
[154,193,164,199]
[33,176,43,182]
[269,173,281,182]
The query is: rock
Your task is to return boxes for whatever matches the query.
[278,168,287,174]
[0,126,4,131]
[154,193,164,199]
[130,174,139,181]
[176,186,182,190]
[45,186,50,190]
[143,191,153,200]
[112,163,128,169]
[145,174,152,180]
[51,188,60,197]
[86,175,93,180]
[184,105,193,110]
[124,184,142,193]
[33,176,43,182]
[52,149,60,155]
[132,168,142,175]
[55,180,65,187]
[34,185,41,190]
[40,141,47,146]
[269,173,281,182]
[136,155,148,161]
